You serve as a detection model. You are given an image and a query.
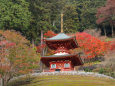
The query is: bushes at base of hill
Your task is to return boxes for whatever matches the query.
[8,75,35,86]
[93,57,115,78]
[93,68,115,78]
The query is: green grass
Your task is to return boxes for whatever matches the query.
[9,75,115,86]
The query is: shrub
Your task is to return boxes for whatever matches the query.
[104,57,115,72]
[93,57,115,78]
[84,68,92,72]
[7,75,35,86]
[98,68,106,74]
[79,64,98,72]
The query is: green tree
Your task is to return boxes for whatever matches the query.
[76,0,106,31]
[26,0,56,43]
[63,4,80,33]
[0,0,31,30]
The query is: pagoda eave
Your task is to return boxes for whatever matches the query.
[41,54,83,67]
[45,36,75,42]
[45,37,78,50]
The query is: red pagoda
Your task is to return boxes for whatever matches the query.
[41,14,83,72]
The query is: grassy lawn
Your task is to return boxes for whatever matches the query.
[10,75,115,86]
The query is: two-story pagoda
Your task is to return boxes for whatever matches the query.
[41,14,83,72]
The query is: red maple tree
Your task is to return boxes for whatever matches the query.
[44,30,56,38]
[76,32,110,59]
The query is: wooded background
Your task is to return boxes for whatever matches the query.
[0,0,115,44]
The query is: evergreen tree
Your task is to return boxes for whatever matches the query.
[76,0,106,31]
[0,0,31,30]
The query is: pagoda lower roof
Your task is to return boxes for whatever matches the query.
[41,54,83,67]
[42,54,74,58]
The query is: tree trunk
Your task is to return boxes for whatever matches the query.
[40,30,43,72]
[53,20,55,26]
[111,25,114,37]
[0,78,3,86]
[103,26,107,37]
[32,39,35,48]
[1,78,8,86]
[40,61,43,72]
[0,73,12,86]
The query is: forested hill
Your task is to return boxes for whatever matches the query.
[0,0,112,44]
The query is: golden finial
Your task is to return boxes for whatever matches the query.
[61,13,63,33]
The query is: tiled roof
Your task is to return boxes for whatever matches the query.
[46,33,72,41]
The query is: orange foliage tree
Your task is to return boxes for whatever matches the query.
[76,32,110,59]
[0,30,39,86]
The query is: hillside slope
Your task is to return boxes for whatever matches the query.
[8,73,115,86]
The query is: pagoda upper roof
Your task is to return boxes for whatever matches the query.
[45,33,78,50]
[45,33,73,41]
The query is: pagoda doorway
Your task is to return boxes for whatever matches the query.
[55,69,61,72]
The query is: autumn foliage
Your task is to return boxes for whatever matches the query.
[0,40,15,71]
[37,31,56,53]
[76,32,110,59]
[0,30,39,86]
[96,0,115,24]
[44,30,56,38]
[110,41,115,51]
[36,44,46,53]
[96,0,115,37]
